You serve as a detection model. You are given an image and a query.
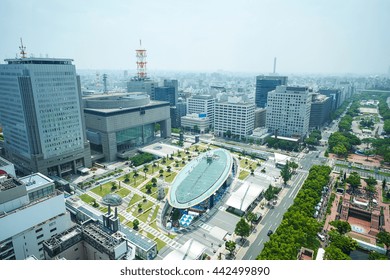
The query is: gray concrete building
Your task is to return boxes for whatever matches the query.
[83,93,171,162]
[0,57,91,177]
[127,78,156,99]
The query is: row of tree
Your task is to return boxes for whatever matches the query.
[328,131,361,157]
[257,165,331,259]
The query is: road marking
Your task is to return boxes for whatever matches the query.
[258,238,264,246]
[276,213,280,219]
[249,255,253,259]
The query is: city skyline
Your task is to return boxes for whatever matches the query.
[1,0,390,75]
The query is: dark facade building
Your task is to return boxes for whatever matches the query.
[309,94,333,129]
[255,75,288,108]
[318,88,342,111]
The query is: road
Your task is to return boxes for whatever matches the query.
[242,169,308,259]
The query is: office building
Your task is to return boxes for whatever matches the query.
[170,99,187,129]
[127,78,156,99]
[187,95,216,128]
[0,57,91,176]
[155,86,177,107]
[254,108,267,128]
[255,75,288,108]
[319,88,342,111]
[309,94,333,129]
[181,114,210,133]
[266,86,311,138]
[83,93,171,162]
[214,97,255,139]
[0,173,72,260]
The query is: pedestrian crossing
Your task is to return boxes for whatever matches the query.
[199,222,213,232]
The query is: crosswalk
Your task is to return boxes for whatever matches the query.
[199,222,213,232]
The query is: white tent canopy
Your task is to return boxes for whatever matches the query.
[164,239,206,260]
[225,182,265,212]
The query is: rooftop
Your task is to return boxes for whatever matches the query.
[5,58,73,64]
[168,149,233,209]
[20,173,53,192]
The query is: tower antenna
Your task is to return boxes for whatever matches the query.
[19,38,27,58]
[135,40,147,79]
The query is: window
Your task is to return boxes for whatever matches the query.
[36,234,44,239]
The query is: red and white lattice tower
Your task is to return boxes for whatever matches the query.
[135,40,147,79]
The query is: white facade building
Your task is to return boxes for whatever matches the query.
[186,95,215,127]
[0,58,91,176]
[266,86,311,138]
[0,173,72,260]
[181,114,210,133]
[214,97,255,139]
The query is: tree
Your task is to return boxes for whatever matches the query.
[138,203,143,213]
[368,251,389,260]
[167,166,172,172]
[124,173,130,183]
[145,184,152,194]
[365,184,377,199]
[280,162,292,186]
[333,144,348,158]
[246,212,256,229]
[133,219,139,230]
[384,119,390,135]
[324,245,351,260]
[225,240,236,257]
[111,181,117,191]
[225,130,232,138]
[159,169,164,177]
[328,230,357,255]
[377,231,390,255]
[329,220,351,235]
[346,172,361,194]
[365,176,377,187]
[288,161,299,174]
[143,166,149,178]
[234,218,251,242]
[383,179,387,191]
[264,185,277,201]
[151,177,157,187]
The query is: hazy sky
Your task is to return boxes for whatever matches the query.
[1,0,389,75]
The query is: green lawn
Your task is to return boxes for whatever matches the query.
[132,200,154,217]
[382,192,390,204]
[116,187,131,197]
[164,172,177,183]
[79,193,96,204]
[151,205,160,221]
[136,208,152,223]
[90,182,116,197]
[155,238,167,251]
[127,193,142,209]
[118,214,126,223]
[239,170,250,180]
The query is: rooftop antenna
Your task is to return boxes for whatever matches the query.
[19,38,27,58]
[135,39,147,79]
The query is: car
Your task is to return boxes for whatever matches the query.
[267,230,273,236]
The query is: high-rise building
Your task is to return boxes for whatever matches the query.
[255,75,288,108]
[266,86,311,138]
[155,86,177,106]
[318,88,342,111]
[0,57,91,176]
[214,97,255,139]
[309,94,333,130]
[254,108,267,128]
[186,95,216,128]
[0,173,72,260]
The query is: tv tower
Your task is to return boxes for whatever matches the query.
[135,40,147,79]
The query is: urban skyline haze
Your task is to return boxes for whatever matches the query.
[1,0,389,75]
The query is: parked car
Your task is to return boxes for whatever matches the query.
[267,230,273,236]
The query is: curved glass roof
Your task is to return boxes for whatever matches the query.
[168,149,232,209]
[102,193,123,206]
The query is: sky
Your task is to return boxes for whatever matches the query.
[0,0,389,75]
